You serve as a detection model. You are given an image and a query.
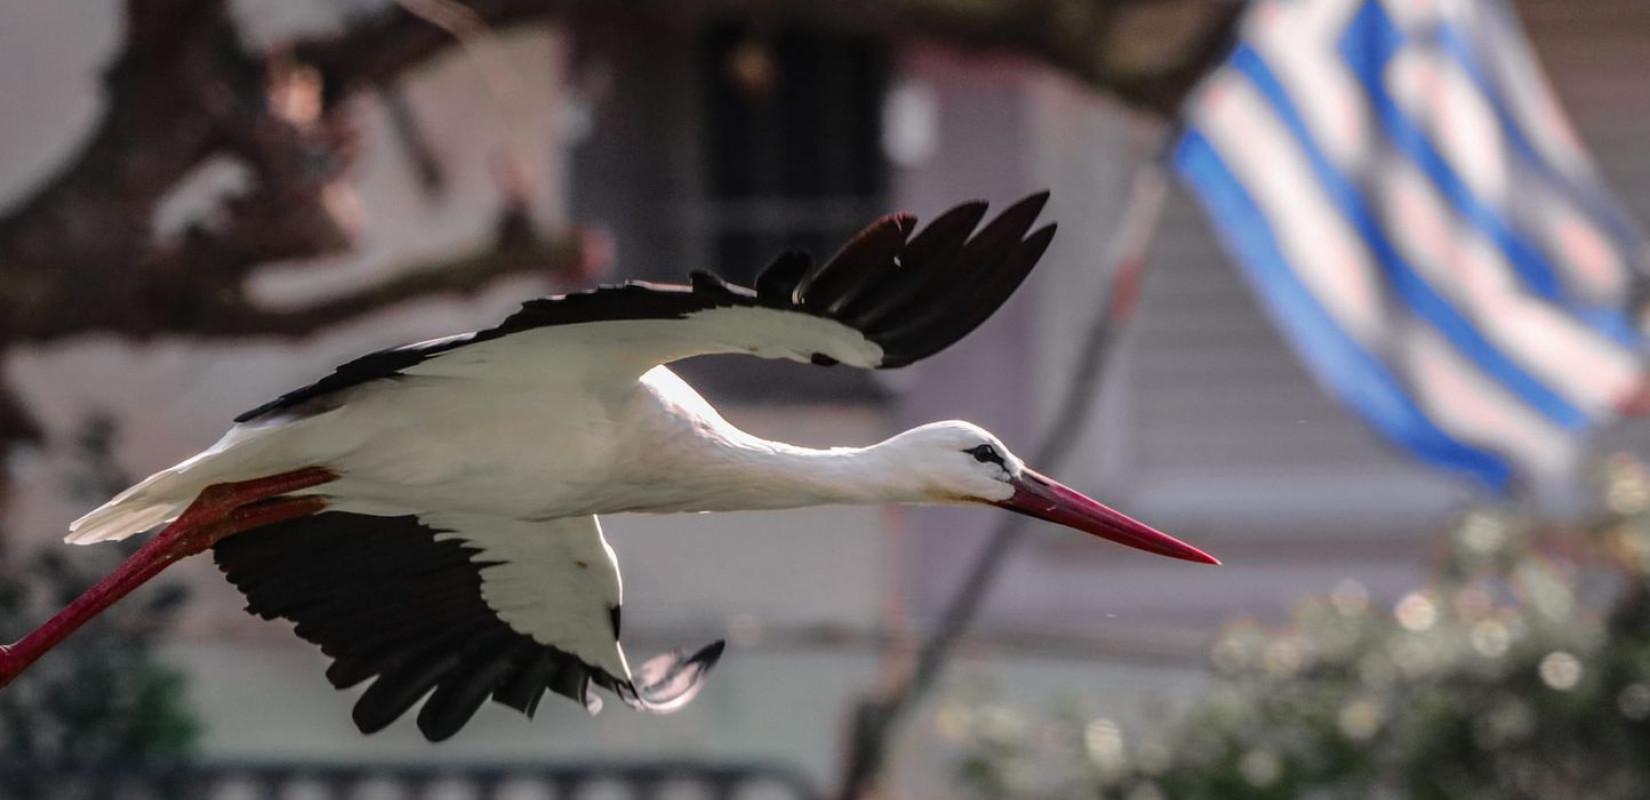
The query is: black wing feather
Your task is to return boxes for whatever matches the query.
[880,221,1057,364]
[796,212,915,311]
[416,637,526,741]
[236,192,1055,421]
[213,511,646,741]
[755,250,812,304]
[841,199,990,328]
[491,647,561,717]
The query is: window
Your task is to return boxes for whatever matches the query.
[570,19,892,403]
[695,25,888,285]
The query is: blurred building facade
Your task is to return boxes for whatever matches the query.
[0,1,1645,797]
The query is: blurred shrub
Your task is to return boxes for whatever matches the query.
[0,416,199,791]
[949,455,1650,800]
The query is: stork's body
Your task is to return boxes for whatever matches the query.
[6,193,1216,742]
[84,364,970,529]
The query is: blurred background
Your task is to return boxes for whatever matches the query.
[1,1,1647,798]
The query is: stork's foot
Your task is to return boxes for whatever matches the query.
[0,466,339,690]
[179,467,339,542]
[177,467,338,551]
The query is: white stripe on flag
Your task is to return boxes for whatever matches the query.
[1381,163,1643,415]
[1386,46,1509,207]
[1531,191,1630,301]
[1380,0,1457,34]
[1403,323,1576,481]
[1250,0,1372,169]
[1385,27,1630,304]
[1194,74,1386,345]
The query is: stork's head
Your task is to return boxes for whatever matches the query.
[889,422,1218,565]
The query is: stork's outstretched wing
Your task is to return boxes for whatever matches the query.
[213,512,721,741]
[237,192,1055,423]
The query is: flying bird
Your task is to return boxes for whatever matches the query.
[0,192,1216,742]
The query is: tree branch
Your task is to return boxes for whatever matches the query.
[295,0,1241,118]
[209,225,593,337]
[0,0,259,339]
[297,0,569,111]
[0,0,560,344]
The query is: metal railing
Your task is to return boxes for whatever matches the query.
[0,760,819,800]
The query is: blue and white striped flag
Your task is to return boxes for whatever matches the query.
[1174,0,1649,493]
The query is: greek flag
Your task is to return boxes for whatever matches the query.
[1174,0,1648,493]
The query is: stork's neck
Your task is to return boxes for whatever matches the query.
[616,367,931,514]
[619,423,927,515]
[697,431,925,511]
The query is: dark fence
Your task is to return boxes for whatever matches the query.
[0,761,819,800]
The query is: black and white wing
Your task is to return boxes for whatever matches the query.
[237,192,1055,423]
[213,512,722,742]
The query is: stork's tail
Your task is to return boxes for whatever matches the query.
[66,422,291,545]
[67,463,199,545]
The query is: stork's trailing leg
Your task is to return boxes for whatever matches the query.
[0,467,337,689]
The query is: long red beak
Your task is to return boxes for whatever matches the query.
[997,469,1219,564]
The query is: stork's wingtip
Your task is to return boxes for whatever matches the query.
[1020,189,1052,211]
[986,191,1051,234]
[1022,222,1058,254]
[627,640,726,715]
[693,639,727,666]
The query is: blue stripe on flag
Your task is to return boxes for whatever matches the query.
[1231,44,1592,429]
[1339,0,1639,346]
[1430,13,1645,248]
[1175,129,1513,490]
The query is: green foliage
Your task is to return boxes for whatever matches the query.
[950,456,1650,800]
[0,416,200,783]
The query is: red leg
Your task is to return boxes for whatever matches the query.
[0,466,337,689]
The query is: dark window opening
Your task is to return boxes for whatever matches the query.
[698,25,889,284]
[569,19,892,404]
[666,24,891,403]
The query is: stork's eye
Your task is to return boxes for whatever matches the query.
[966,444,1004,465]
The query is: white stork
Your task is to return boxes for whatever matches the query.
[0,192,1216,741]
